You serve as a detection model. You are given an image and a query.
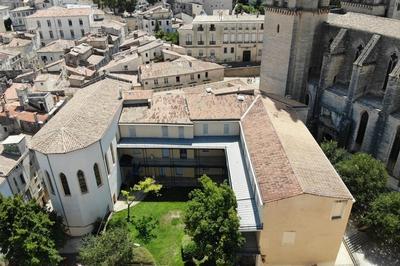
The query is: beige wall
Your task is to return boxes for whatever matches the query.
[141,68,224,91]
[259,194,352,265]
[119,124,194,139]
[194,121,240,136]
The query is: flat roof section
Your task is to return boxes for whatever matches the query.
[118,136,262,231]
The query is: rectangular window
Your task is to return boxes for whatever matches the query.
[258,34,263,42]
[49,30,53,39]
[47,19,51,27]
[224,47,227,54]
[331,200,347,220]
[224,123,229,135]
[160,167,166,177]
[162,126,168,137]
[199,50,204,57]
[203,124,208,135]
[198,73,201,79]
[231,47,234,53]
[164,77,168,84]
[79,18,83,25]
[81,29,85,36]
[37,21,41,28]
[180,149,187,159]
[282,231,296,245]
[105,153,111,175]
[68,19,72,26]
[128,126,136,137]
[190,74,194,80]
[70,30,75,38]
[57,19,62,27]
[179,126,184,138]
[110,143,115,165]
[223,34,228,43]
[176,167,183,176]
[39,31,43,39]
[237,34,242,42]
[59,30,64,38]
[162,148,169,158]
[205,72,208,78]
[251,33,256,42]
[20,174,26,185]
[154,79,159,85]
[230,34,235,43]
[176,76,180,83]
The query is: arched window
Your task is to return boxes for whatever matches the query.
[77,170,88,193]
[387,126,400,174]
[60,173,71,196]
[46,171,55,195]
[354,44,363,62]
[93,163,102,187]
[382,53,398,91]
[355,111,369,151]
[305,94,310,106]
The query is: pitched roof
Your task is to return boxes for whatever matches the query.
[241,97,353,202]
[139,58,223,80]
[327,12,400,39]
[30,79,131,154]
[26,6,92,18]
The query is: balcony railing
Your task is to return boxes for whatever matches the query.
[209,41,216,45]
[185,41,192,45]
[198,41,204,45]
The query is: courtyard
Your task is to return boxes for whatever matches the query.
[108,188,191,265]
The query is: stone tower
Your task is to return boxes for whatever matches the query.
[260,0,330,102]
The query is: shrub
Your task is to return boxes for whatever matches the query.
[336,153,388,212]
[181,235,199,262]
[320,140,351,166]
[134,215,158,243]
[131,247,156,265]
[362,192,400,247]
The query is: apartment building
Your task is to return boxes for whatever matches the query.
[0,134,48,206]
[137,5,174,34]
[30,78,353,265]
[172,0,233,16]
[9,6,35,31]
[178,13,264,63]
[138,56,224,90]
[37,39,75,65]
[25,6,97,45]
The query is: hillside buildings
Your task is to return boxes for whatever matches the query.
[178,13,264,63]
[172,0,233,16]
[138,55,224,90]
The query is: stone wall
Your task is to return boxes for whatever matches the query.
[224,66,260,77]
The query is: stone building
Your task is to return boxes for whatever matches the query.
[138,55,224,90]
[340,0,400,19]
[30,77,353,264]
[260,0,400,182]
[178,13,264,63]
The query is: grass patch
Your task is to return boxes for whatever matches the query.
[109,188,192,265]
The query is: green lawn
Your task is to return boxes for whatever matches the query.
[109,188,192,265]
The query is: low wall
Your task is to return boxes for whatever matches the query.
[224,65,260,77]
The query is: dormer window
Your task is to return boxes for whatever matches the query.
[197,25,204,31]
[210,24,216,31]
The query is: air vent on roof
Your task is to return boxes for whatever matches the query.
[237,95,245,101]
[205,87,212,93]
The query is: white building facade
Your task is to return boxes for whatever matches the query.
[25,6,94,45]
[178,13,264,63]
[9,6,35,31]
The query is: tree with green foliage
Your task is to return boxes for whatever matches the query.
[184,175,244,265]
[121,177,162,221]
[336,153,388,211]
[133,215,158,243]
[235,3,258,14]
[320,140,351,166]
[155,30,179,45]
[362,192,400,247]
[0,195,65,266]
[79,226,155,265]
